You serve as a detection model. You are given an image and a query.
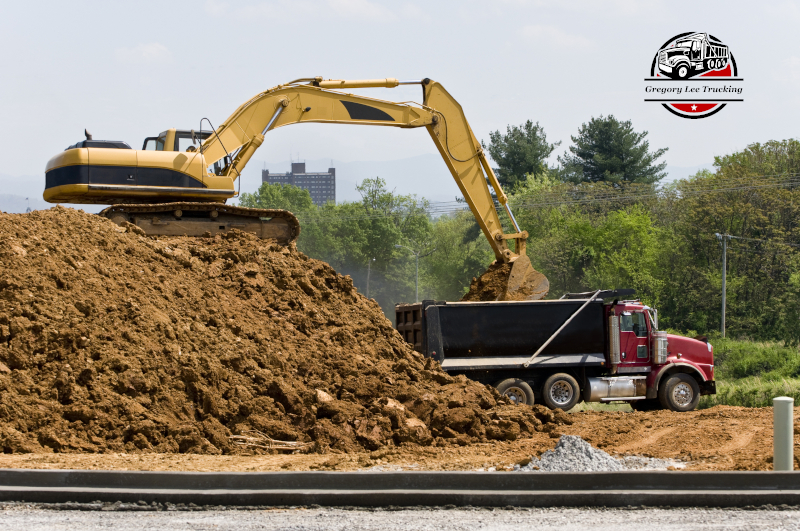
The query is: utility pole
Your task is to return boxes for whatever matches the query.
[366,258,375,298]
[395,245,436,303]
[715,233,729,337]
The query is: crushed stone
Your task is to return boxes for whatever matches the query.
[515,435,684,472]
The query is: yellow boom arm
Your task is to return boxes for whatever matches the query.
[200,77,526,263]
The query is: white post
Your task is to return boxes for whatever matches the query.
[773,396,794,471]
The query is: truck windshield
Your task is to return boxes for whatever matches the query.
[675,41,692,48]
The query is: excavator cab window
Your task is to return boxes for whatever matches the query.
[142,137,161,150]
[142,136,166,151]
[174,131,211,152]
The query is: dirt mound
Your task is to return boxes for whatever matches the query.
[0,207,560,455]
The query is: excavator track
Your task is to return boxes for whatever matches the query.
[100,202,300,244]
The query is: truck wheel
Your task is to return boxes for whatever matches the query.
[542,373,581,411]
[495,379,535,406]
[676,64,690,79]
[658,373,700,412]
[706,59,715,70]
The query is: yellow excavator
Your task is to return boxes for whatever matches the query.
[44,77,548,300]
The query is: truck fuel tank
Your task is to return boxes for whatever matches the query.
[586,376,647,402]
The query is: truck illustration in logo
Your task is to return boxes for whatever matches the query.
[657,33,728,79]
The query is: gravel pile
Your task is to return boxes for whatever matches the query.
[515,435,682,472]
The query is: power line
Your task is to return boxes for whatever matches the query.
[294,174,800,223]
[726,234,800,249]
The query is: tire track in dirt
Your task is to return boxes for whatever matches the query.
[715,428,763,454]
[613,427,677,454]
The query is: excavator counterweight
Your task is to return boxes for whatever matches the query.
[43,77,548,300]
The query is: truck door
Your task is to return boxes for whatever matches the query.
[690,40,701,61]
[618,310,650,369]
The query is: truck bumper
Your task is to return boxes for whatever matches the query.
[658,63,673,74]
[700,380,716,396]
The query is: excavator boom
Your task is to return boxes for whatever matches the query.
[43,77,549,300]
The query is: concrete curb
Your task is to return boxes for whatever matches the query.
[0,470,798,507]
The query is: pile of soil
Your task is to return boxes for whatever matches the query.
[462,259,549,302]
[0,207,567,455]
[462,262,511,302]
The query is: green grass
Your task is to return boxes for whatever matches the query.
[662,332,800,408]
[709,336,800,380]
[700,376,800,409]
[570,402,632,413]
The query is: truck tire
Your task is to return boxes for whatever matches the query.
[495,379,535,406]
[706,59,715,70]
[542,373,581,411]
[676,63,690,79]
[658,373,700,412]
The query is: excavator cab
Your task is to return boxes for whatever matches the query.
[142,129,212,152]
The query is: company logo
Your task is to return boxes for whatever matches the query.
[645,32,742,119]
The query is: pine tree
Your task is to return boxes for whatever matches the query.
[482,120,560,189]
[559,115,667,185]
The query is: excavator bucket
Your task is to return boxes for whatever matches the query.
[503,255,549,301]
[462,255,550,302]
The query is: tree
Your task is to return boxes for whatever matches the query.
[482,120,560,190]
[237,182,315,213]
[422,211,493,300]
[284,177,433,318]
[558,115,667,185]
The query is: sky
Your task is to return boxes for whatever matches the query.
[1,0,798,207]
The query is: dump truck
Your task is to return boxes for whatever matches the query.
[395,290,715,411]
[657,33,729,79]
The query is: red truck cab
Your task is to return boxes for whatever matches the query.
[606,300,715,411]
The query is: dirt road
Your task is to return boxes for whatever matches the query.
[1,406,796,472]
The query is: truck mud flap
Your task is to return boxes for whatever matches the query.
[700,380,717,396]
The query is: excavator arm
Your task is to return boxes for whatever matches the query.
[201,78,534,272]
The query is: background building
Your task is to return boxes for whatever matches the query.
[261,163,336,207]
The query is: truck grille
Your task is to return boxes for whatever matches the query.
[660,51,667,64]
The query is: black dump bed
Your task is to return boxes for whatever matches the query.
[396,299,607,371]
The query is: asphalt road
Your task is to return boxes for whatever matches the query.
[1,505,799,531]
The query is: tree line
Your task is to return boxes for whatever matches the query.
[239,116,800,345]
